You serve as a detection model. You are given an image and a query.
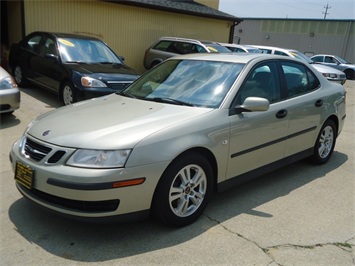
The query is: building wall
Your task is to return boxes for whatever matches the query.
[22,0,229,73]
[234,19,355,62]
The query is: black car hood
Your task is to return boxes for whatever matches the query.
[66,63,140,80]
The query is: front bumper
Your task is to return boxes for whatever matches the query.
[0,87,20,113]
[10,136,168,220]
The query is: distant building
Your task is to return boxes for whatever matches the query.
[233,18,354,62]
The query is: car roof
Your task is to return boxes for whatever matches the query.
[218,43,257,48]
[253,45,296,52]
[29,31,101,41]
[166,53,298,64]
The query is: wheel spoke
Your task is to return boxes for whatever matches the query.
[176,196,189,215]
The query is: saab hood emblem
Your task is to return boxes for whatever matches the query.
[42,130,51,136]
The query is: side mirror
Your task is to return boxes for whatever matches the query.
[232,97,270,114]
[119,56,125,62]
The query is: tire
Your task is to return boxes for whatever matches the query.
[309,119,336,165]
[13,65,28,87]
[152,152,213,227]
[344,69,354,80]
[61,82,76,105]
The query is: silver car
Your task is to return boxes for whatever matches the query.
[218,43,262,53]
[311,54,355,80]
[10,54,346,227]
[254,45,347,85]
[0,66,20,114]
[143,37,231,69]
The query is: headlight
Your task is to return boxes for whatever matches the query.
[0,76,17,89]
[81,77,107,87]
[322,73,337,78]
[66,149,131,168]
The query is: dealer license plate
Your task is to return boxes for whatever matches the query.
[15,162,34,189]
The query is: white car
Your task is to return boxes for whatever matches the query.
[10,53,346,227]
[311,54,355,80]
[0,66,20,114]
[218,43,261,53]
[254,45,347,84]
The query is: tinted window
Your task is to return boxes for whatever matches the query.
[237,61,281,104]
[39,38,57,56]
[325,56,337,63]
[281,61,320,97]
[274,50,288,56]
[311,56,323,63]
[153,41,173,51]
[166,42,190,54]
[24,35,42,52]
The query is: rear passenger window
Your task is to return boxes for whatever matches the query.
[167,42,190,54]
[281,61,320,97]
[153,41,173,51]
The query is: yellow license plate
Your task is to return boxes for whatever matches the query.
[15,162,34,189]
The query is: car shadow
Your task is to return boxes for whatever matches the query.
[20,86,63,108]
[8,151,348,262]
[0,113,21,129]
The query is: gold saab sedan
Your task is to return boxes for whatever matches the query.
[10,53,346,227]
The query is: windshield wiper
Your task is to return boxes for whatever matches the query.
[151,97,195,106]
[65,61,88,64]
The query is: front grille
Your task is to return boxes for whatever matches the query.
[19,184,120,213]
[25,138,52,161]
[48,151,66,163]
[23,137,67,164]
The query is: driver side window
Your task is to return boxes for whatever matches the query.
[237,61,281,105]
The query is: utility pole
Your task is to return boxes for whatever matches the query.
[323,3,331,19]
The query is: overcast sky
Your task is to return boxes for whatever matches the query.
[218,0,355,20]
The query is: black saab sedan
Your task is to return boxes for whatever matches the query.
[9,32,140,105]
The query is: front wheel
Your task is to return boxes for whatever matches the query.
[309,119,336,164]
[13,65,28,87]
[344,69,354,80]
[61,82,76,105]
[152,152,213,227]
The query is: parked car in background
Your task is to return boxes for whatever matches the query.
[10,53,346,227]
[9,32,140,105]
[0,66,20,114]
[254,45,346,85]
[311,54,355,80]
[218,43,261,53]
[143,36,231,69]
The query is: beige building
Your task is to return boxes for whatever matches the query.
[234,18,355,62]
[1,0,242,73]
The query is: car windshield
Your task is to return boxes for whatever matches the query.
[205,44,232,53]
[290,51,313,64]
[58,38,122,64]
[123,59,244,108]
[334,55,350,64]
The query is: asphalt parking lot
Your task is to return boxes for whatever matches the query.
[1,81,354,266]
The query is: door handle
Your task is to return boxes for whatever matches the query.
[315,99,323,107]
[276,109,288,119]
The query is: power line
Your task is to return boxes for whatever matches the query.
[323,3,331,19]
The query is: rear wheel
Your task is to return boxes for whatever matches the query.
[309,119,336,164]
[61,82,76,105]
[13,65,28,87]
[152,152,213,227]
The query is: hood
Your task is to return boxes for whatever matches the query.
[27,94,212,149]
[66,63,140,80]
